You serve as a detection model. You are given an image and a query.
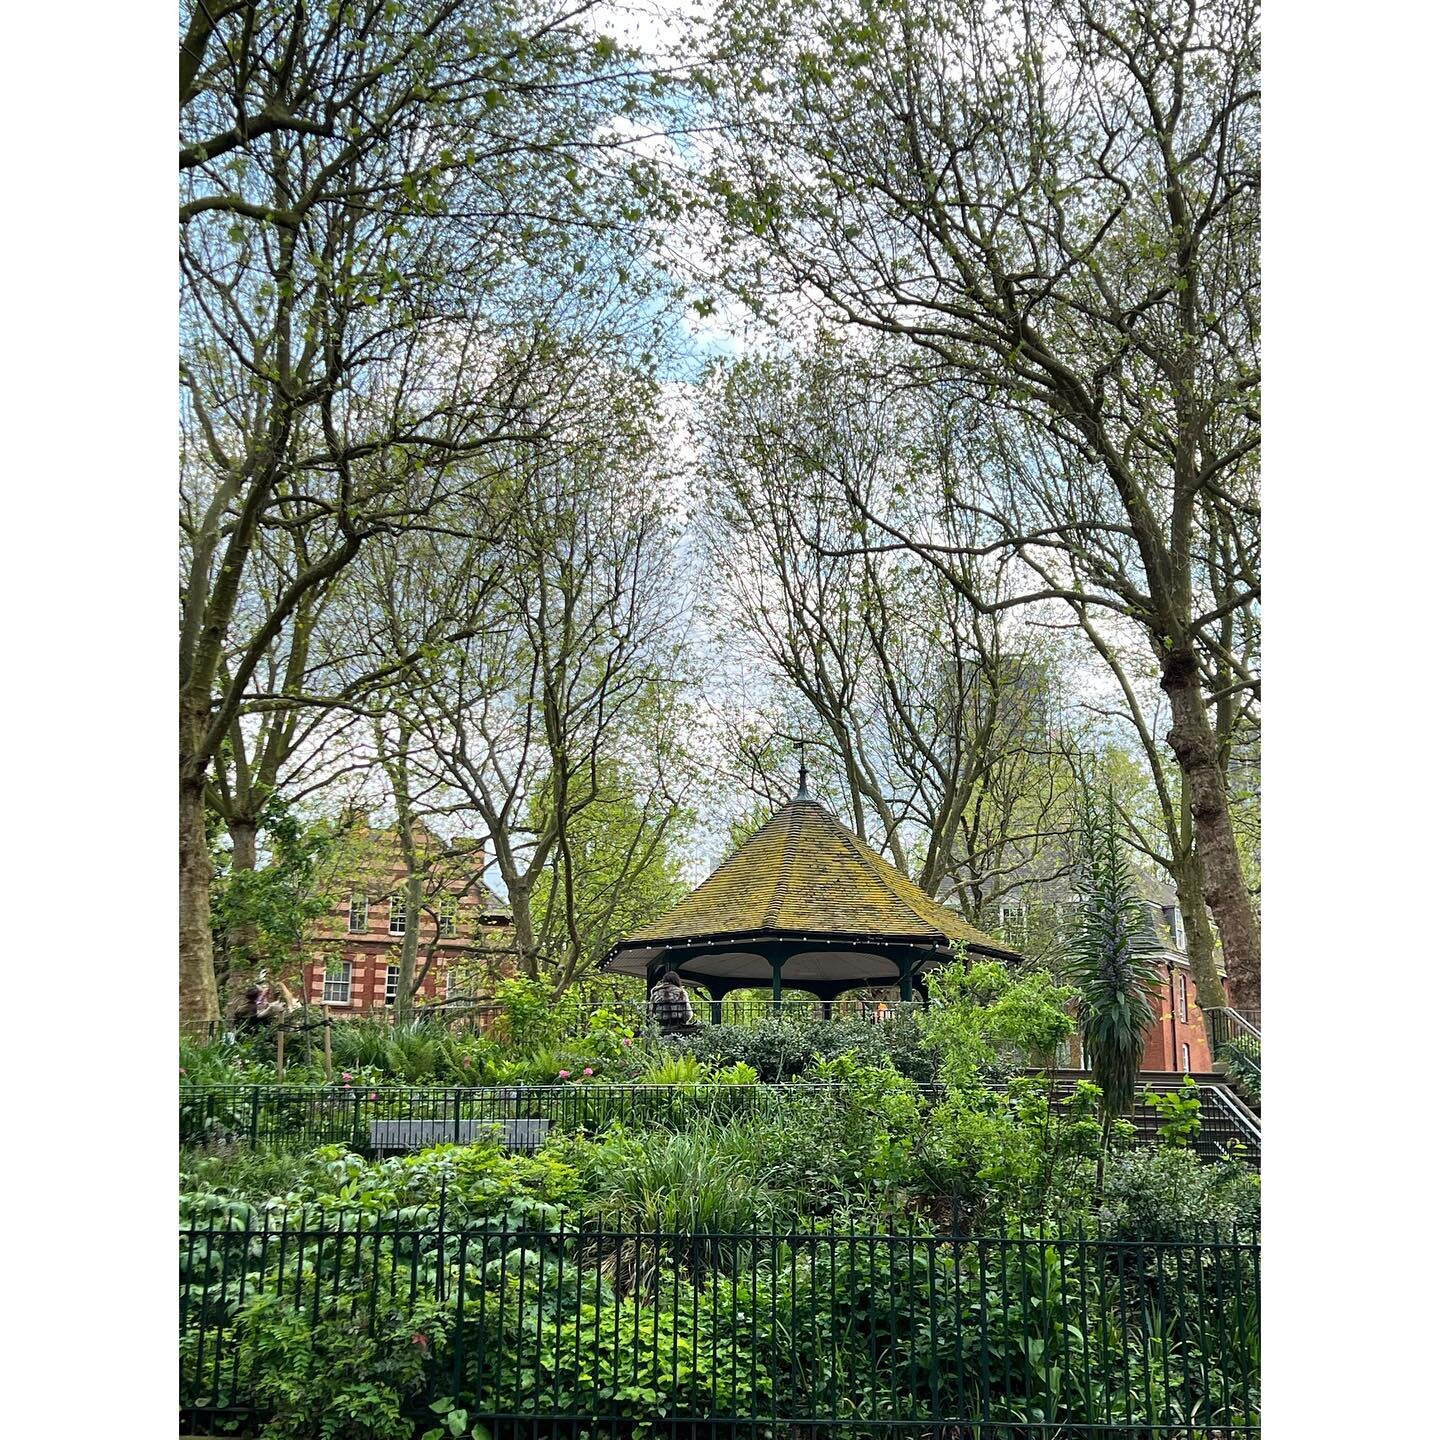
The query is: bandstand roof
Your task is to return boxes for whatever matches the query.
[601,790,1019,989]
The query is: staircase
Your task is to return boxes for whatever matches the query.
[1207,1007,1261,1108]
[1008,1069,1260,1165]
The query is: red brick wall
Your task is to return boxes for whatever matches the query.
[299,827,512,1014]
[302,943,448,1013]
[1056,958,1217,1073]
[1141,962,1216,1072]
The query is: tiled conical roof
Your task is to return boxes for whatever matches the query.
[609,795,1017,961]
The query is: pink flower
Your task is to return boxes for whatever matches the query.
[368,1092,379,1101]
[341,1071,353,1082]
[583,1067,594,1077]
[460,1055,472,1068]
[622,1037,633,1047]
[411,1332,428,1349]
[558,1069,571,1080]
[343,1083,352,1090]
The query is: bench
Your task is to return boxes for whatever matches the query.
[368,1117,550,1154]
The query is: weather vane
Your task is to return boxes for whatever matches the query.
[797,739,809,798]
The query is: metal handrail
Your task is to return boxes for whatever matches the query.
[1220,1007,1261,1041]
[1201,1081,1262,1148]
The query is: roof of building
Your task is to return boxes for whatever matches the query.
[604,793,1019,968]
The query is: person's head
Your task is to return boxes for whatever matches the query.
[661,970,682,987]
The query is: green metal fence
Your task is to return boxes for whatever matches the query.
[181,1082,1260,1165]
[180,1082,842,1153]
[180,1206,1259,1436]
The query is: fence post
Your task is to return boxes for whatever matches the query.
[452,1086,462,1146]
[249,1084,260,1148]
[436,1177,448,1304]
[321,1018,333,1082]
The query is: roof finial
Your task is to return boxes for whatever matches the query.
[797,740,809,799]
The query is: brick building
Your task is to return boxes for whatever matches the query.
[986,867,1227,1073]
[301,823,513,1015]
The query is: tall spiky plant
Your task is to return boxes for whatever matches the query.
[1067,789,1162,1189]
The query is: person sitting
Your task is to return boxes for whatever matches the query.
[232,984,266,1037]
[258,979,296,1024]
[233,979,296,1039]
[648,970,696,1035]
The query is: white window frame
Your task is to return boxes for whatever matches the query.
[1178,972,1189,1024]
[998,904,1028,942]
[444,966,455,1000]
[385,964,399,1007]
[1181,1042,1192,1074]
[323,960,352,1005]
[437,894,458,938]
[1173,908,1186,952]
[389,894,408,935]
[348,895,368,933]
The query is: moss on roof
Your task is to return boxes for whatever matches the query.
[614,796,1018,960]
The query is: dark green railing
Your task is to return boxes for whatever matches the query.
[1206,1009,1260,1098]
[179,1082,848,1153]
[180,1206,1259,1436]
[181,1080,1258,1165]
[419,997,929,1035]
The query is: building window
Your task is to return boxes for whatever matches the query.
[437,895,458,938]
[1053,897,1080,936]
[1181,1042,1191,1073]
[385,965,399,1007]
[444,967,455,1000]
[348,895,368,933]
[998,904,1028,942]
[389,894,408,935]
[1173,908,1186,952]
[323,961,352,1005]
[1178,973,1189,1024]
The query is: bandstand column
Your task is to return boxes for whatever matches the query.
[897,952,914,1003]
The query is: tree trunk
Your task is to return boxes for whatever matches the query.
[1172,849,1226,1011]
[394,867,424,1022]
[221,816,261,1006]
[1162,654,1260,1010]
[230,818,258,871]
[508,884,540,980]
[179,764,220,1030]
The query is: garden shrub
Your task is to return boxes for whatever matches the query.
[1143,1076,1203,1148]
[234,1290,445,1440]
[920,961,1078,1087]
[669,1016,814,1079]
[1101,1148,1261,1240]
[562,1120,785,1238]
[667,1013,936,1082]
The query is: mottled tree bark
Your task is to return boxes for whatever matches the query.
[393,864,425,1023]
[1172,847,1226,1013]
[1163,654,1260,1010]
[179,742,219,1030]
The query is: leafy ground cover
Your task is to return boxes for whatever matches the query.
[180,966,1258,1438]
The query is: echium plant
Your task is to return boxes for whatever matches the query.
[1066,790,1161,1189]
